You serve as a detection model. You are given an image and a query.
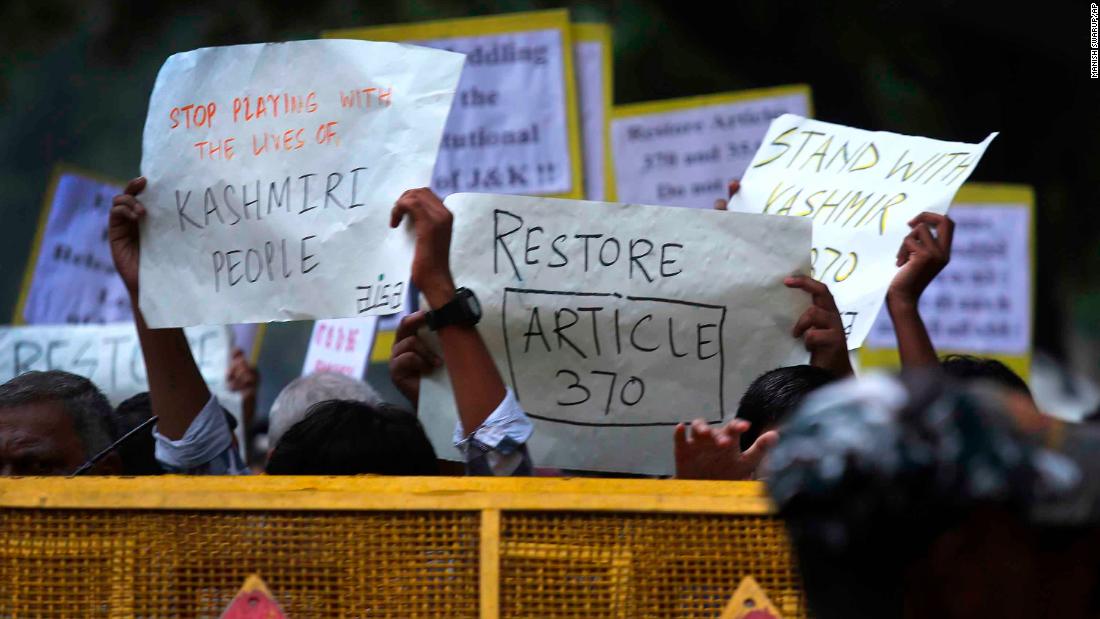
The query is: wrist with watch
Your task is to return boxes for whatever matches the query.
[425,287,482,331]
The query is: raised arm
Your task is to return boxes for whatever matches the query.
[109,177,210,439]
[887,212,954,368]
[389,188,506,435]
[784,276,854,377]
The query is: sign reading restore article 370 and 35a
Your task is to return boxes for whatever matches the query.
[138,39,464,328]
[418,193,812,475]
[727,114,997,348]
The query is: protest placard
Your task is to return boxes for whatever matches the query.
[15,166,270,363]
[301,317,379,379]
[326,9,584,198]
[573,23,614,201]
[138,39,464,328]
[726,114,997,348]
[229,324,265,362]
[15,166,129,325]
[860,184,1034,378]
[611,85,812,209]
[417,193,812,475]
[0,323,230,404]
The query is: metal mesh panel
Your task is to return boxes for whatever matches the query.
[499,512,805,619]
[0,479,804,619]
[0,508,480,618]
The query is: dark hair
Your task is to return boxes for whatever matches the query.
[0,370,113,458]
[266,399,438,475]
[941,354,1031,396]
[736,365,838,450]
[111,392,163,475]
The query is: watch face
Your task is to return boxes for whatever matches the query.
[460,289,482,320]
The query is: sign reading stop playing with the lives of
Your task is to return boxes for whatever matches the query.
[137,39,464,328]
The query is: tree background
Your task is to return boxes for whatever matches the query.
[2,0,1097,418]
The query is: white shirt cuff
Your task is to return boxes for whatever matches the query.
[453,388,534,452]
[154,395,233,471]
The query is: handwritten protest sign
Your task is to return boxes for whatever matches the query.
[16,168,130,325]
[327,10,584,198]
[417,193,812,475]
[138,39,464,328]
[301,317,379,379]
[611,85,812,209]
[15,167,269,363]
[0,323,229,404]
[861,184,1034,378]
[727,114,997,348]
[573,23,613,201]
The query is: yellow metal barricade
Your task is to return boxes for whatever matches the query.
[0,477,804,618]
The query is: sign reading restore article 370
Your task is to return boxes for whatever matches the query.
[727,114,996,348]
[418,193,812,475]
[138,40,464,327]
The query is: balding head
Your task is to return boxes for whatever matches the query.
[268,372,382,449]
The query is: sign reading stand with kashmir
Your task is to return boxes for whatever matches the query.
[138,39,464,327]
[726,114,997,348]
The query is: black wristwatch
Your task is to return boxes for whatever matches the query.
[426,287,482,331]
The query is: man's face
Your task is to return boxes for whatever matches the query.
[0,401,88,476]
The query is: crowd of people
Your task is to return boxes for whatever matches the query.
[3,172,1099,615]
[0,175,1075,483]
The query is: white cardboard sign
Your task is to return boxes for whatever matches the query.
[0,323,230,405]
[138,39,464,327]
[407,30,574,196]
[727,114,997,348]
[418,193,812,475]
[574,34,608,200]
[21,172,130,325]
[612,87,811,209]
[866,203,1031,354]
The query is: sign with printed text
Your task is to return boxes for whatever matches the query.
[611,85,812,209]
[418,193,812,475]
[573,23,613,201]
[327,10,583,198]
[0,323,230,404]
[19,171,130,325]
[727,114,997,348]
[138,39,464,327]
[16,168,267,361]
[302,316,379,379]
[864,185,1033,357]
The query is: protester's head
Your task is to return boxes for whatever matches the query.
[0,370,119,475]
[735,365,838,450]
[265,399,438,475]
[762,372,1083,618]
[941,354,1031,396]
[267,372,382,449]
[111,392,162,475]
